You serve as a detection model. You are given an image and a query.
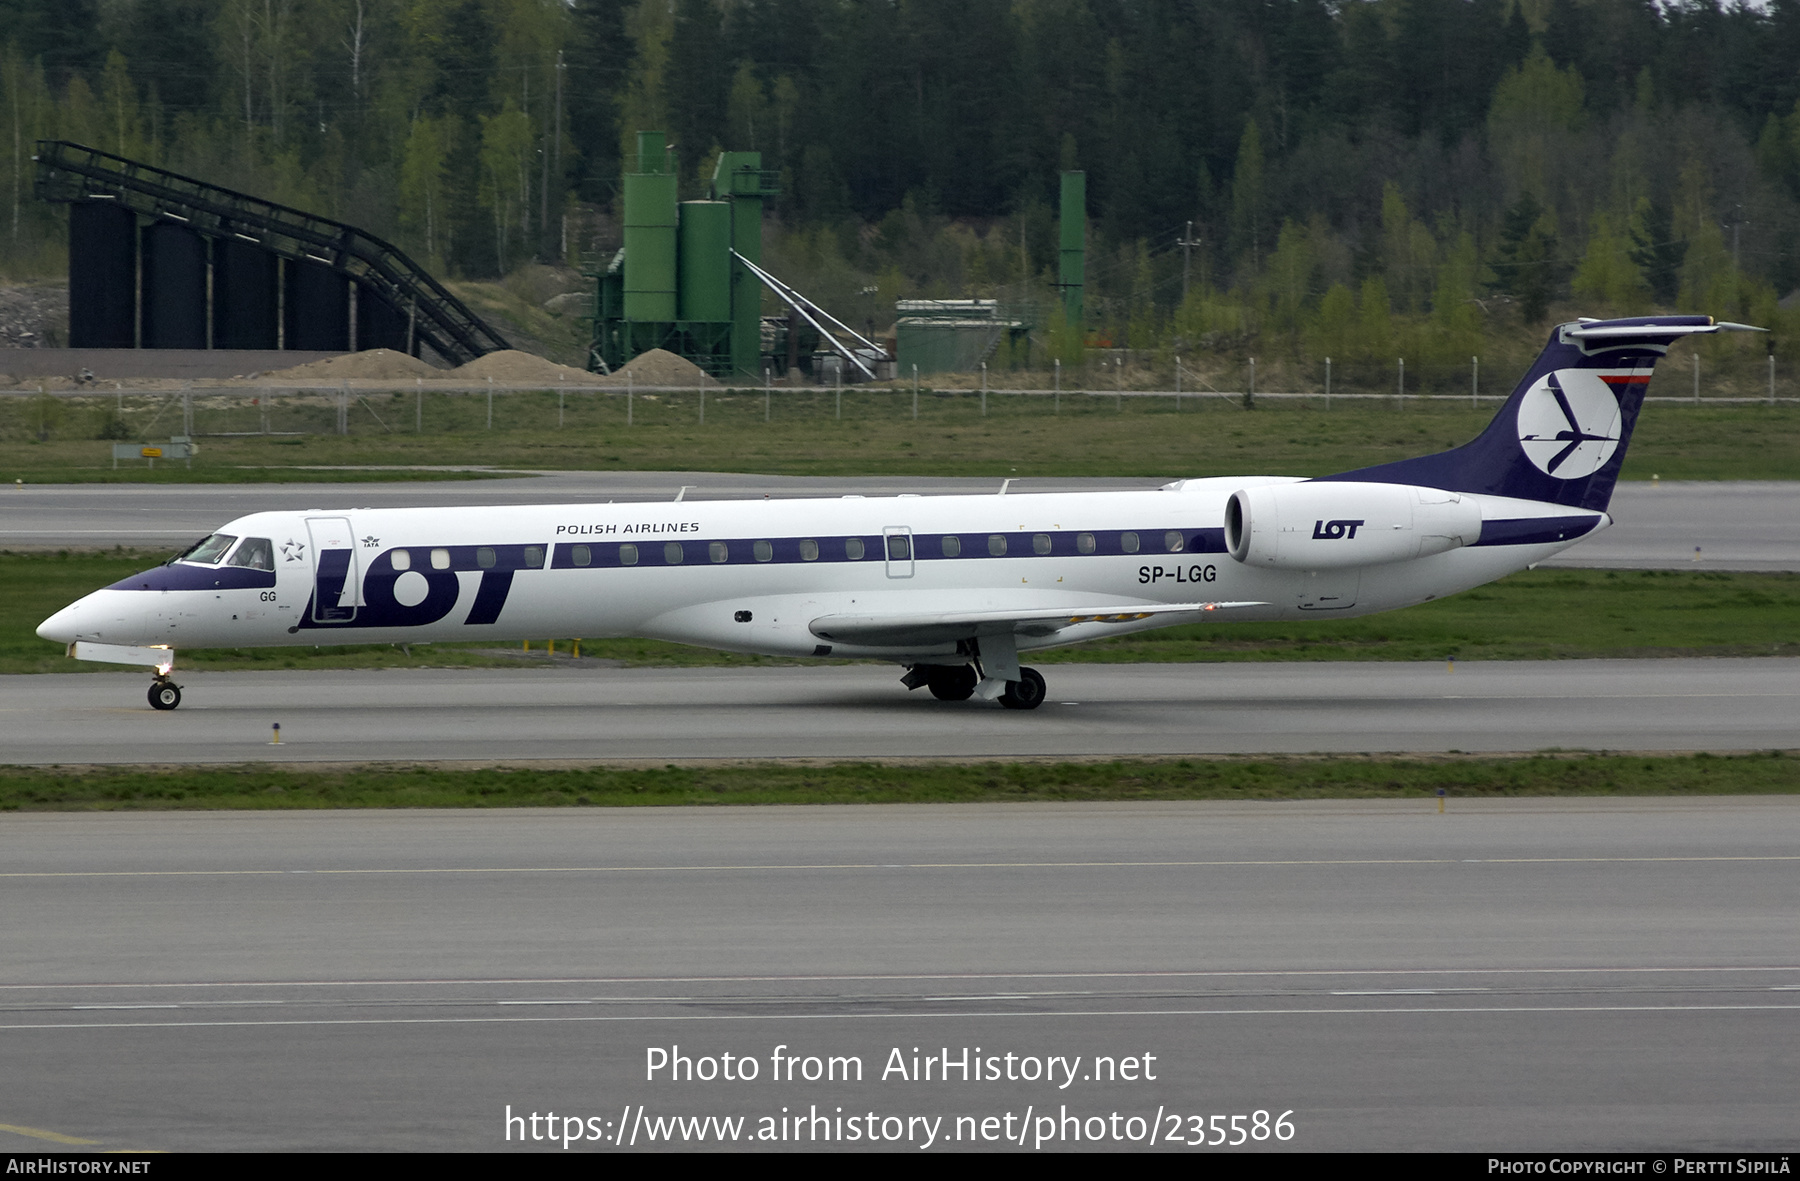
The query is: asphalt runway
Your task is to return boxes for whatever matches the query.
[5,659,1796,764]
[5,474,1797,570]
[1,800,1794,1151]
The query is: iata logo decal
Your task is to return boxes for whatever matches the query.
[1517,369,1622,479]
[1312,519,1364,540]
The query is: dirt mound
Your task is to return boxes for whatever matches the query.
[453,349,606,385]
[264,349,440,381]
[0,283,67,348]
[610,348,716,387]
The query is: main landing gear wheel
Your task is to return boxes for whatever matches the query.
[148,680,182,711]
[927,665,979,701]
[998,667,1047,711]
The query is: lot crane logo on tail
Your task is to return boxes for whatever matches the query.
[1516,369,1624,479]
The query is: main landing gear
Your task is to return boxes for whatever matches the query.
[148,676,182,711]
[903,664,1047,710]
[997,667,1047,711]
[925,664,978,701]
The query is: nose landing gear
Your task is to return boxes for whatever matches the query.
[148,677,182,711]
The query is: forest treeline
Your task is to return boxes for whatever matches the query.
[3,0,1799,377]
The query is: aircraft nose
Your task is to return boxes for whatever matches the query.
[37,601,82,645]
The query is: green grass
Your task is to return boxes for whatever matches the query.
[2,751,1795,810]
[6,390,1800,483]
[7,550,1799,675]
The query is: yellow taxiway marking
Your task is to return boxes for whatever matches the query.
[0,1122,99,1145]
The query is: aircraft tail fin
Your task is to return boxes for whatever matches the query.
[1317,316,1763,511]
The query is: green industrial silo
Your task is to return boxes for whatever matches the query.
[623,132,677,323]
[677,201,731,324]
[712,151,773,378]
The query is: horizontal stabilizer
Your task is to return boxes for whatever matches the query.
[810,601,1266,647]
[1565,320,1765,341]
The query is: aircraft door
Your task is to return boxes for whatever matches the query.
[883,526,914,578]
[306,516,360,623]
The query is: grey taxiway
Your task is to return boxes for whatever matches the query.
[1,800,1795,1152]
[5,658,1798,765]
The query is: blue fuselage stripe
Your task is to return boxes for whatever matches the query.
[548,527,1230,570]
[1473,516,1601,547]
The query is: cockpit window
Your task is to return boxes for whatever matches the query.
[226,537,275,571]
[181,533,238,565]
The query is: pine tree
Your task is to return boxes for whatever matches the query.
[1491,193,1561,324]
[1628,198,1686,306]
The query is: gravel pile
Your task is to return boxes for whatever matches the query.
[0,283,68,349]
[452,349,607,384]
[607,348,716,387]
[262,349,442,381]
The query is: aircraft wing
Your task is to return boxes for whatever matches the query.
[808,601,1267,647]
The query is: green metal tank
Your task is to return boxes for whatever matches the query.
[624,132,677,323]
[677,201,731,323]
[712,151,771,378]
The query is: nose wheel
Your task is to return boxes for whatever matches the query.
[148,679,182,711]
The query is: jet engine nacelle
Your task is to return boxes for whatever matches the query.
[1224,481,1483,569]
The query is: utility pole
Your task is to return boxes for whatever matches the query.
[552,51,565,261]
[540,58,550,259]
[1178,220,1203,306]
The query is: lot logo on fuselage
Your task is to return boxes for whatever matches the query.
[1312,519,1364,540]
[1516,370,1622,479]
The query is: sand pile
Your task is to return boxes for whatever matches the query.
[609,348,716,387]
[264,349,441,381]
[453,349,606,385]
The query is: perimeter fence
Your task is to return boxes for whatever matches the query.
[3,353,1798,445]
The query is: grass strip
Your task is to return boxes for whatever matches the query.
[3,752,1796,811]
[7,396,1800,483]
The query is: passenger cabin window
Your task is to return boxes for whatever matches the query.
[887,535,910,561]
[388,548,411,571]
[709,541,729,563]
[523,545,545,568]
[753,540,773,562]
[228,537,275,571]
[620,544,639,566]
[571,545,591,567]
[476,547,497,569]
[941,535,961,558]
[1164,531,1185,553]
[1077,533,1096,554]
[988,534,1007,556]
[845,538,865,560]
[664,541,684,564]
[1121,532,1140,553]
[184,533,237,564]
[431,548,451,570]
[1032,534,1052,555]
[799,539,819,561]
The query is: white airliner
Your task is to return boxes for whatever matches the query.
[39,315,1757,711]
